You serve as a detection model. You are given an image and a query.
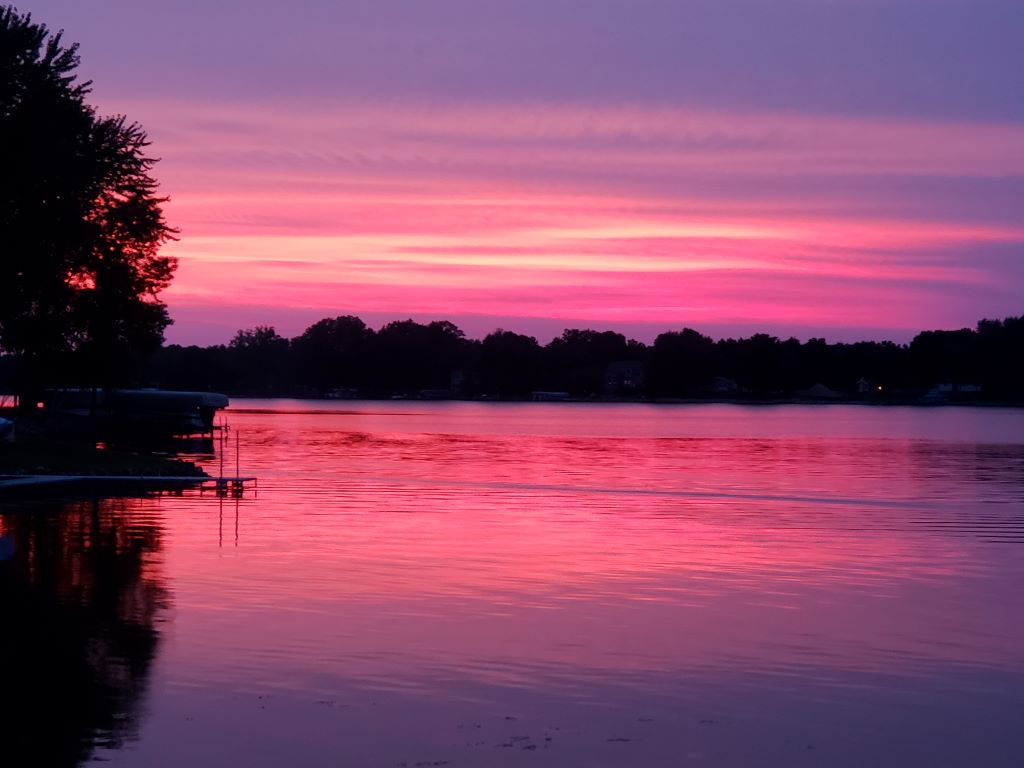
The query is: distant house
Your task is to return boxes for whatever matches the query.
[605,361,645,396]
[324,387,359,399]
[450,368,480,397]
[709,376,740,394]
[857,377,887,396]
[926,381,982,401]
[418,389,452,400]
[796,383,842,400]
[531,391,571,402]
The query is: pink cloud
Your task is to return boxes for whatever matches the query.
[110,100,1024,344]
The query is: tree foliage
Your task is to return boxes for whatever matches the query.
[142,314,1024,402]
[0,6,177,399]
[292,316,372,390]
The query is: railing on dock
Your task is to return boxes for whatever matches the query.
[200,475,257,497]
[207,419,256,497]
[0,417,257,498]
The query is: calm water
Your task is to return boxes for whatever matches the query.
[3,402,1024,767]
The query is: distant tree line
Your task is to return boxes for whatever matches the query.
[117,314,1024,402]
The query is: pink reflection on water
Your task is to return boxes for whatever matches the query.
[9,403,1024,766]
[150,402,1024,697]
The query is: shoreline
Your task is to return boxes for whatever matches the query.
[0,427,210,498]
[223,394,1024,408]
[0,473,213,497]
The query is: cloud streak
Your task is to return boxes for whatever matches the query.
[25,1,1024,344]
[138,100,1024,343]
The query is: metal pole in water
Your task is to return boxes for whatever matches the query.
[219,419,225,480]
[236,429,240,480]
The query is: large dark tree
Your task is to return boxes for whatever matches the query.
[480,330,543,397]
[228,326,291,394]
[0,7,177,404]
[292,315,373,392]
[544,329,634,396]
[371,319,474,392]
[648,328,714,396]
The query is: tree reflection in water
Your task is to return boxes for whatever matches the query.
[0,499,168,767]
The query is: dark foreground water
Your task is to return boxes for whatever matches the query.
[2,403,1024,767]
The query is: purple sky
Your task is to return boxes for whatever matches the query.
[24,0,1024,344]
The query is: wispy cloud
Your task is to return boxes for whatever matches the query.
[28,0,1021,344]
[139,100,1024,343]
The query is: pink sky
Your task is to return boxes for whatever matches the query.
[30,0,1024,344]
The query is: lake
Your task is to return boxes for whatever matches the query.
[3,402,1024,767]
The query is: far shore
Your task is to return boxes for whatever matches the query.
[220,394,1024,408]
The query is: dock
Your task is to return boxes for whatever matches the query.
[1,415,255,498]
[0,474,256,496]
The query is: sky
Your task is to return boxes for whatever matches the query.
[26,0,1024,345]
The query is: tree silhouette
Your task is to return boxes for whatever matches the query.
[480,330,543,397]
[292,315,373,392]
[136,312,1024,402]
[372,319,473,392]
[545,329,632,395]
[228,326,291,394]
[0,7,177,404]
[648,328,714,396]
